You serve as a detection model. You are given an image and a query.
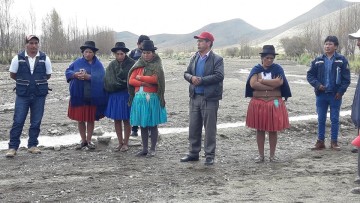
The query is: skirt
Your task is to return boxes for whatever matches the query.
[68,102,97,122]
[130,88,167,127]
[246,97,290,132]
[104,90,130,120]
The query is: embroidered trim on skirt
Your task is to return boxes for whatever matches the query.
[68,102,97,122]
[130,89,167,127]
[104,90,130,120]
[246,98,290,131]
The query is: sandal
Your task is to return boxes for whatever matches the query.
[120,145,129,152]
[254,155,265,163]
[114,144,123,152]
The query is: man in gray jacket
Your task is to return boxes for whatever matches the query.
[181,31,224,165]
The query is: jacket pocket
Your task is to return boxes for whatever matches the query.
[35,79,49,96]
[15,79,30,96]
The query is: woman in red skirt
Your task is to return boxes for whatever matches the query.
[65,41,107,150]
[245,45,292,163]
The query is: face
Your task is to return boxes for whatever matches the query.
[114,50,126,62]
[142,50,154,62]
[83,48,95,61]
[262,54,275,67]
[197,39,211,53]
[25,39,39,54]
[324,41,337,55]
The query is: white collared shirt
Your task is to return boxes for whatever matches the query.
[9,51,52,74]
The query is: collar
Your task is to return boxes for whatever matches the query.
[25,51,40,58]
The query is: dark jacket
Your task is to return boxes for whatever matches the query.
[184,51,224,101]
[16,51,49,96]
[307,52,350,96]
[104,56,135,92]
[129,48,142,60]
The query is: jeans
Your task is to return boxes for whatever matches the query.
[316,93,342,141]
[8,95,46,150]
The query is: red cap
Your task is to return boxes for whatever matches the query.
[194,31,214,42]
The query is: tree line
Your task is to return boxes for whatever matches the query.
[0,0,114,64]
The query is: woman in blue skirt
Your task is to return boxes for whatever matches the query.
[104,42,135,152]
[128,40,167,157]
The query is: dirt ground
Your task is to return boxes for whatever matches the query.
[1,57,360,202]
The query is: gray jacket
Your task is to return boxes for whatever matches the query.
[184,51,224,101]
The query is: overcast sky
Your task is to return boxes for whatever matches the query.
[10,0,360,36]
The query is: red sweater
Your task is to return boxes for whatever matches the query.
[129,67,158,93]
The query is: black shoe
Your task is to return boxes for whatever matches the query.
[180,155,199,162]
[351,148,359,153]
[135,150,148,157]
[204,157,214,166]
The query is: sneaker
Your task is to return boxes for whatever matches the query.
[130,131,138,137]
[330,141,340,151]
[87,142,96,150]
[28,146,41,154]
[5,149,17,158]
[75,141,88,150]
[254,155,265,163]
[311,140,325,150]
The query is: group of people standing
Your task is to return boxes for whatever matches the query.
[4,29,360,171]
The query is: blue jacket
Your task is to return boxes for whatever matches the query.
[16,51,48,96]
[184,51,224,101]
[307,52,350,95]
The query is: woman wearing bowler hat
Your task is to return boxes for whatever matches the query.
[245,45,292,163]
[104,42,135,152]
[65,40,108,150]
[128,40,167,157]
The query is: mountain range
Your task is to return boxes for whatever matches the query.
[115,0,356,51]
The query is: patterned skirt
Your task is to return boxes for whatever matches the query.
[104,90,130,120]
[246,98,290,132]
[130,88,167,127]
[68,102,97,122]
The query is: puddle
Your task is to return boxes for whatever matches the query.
[0,110,351,150]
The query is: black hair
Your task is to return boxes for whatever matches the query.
[324,36,339,46]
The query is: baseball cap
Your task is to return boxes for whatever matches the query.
[194,31,215,42]
[349,29,360,39]
[25,35,39,43]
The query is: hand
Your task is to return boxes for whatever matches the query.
[136,75,141,80]
[191,76,201,86]
[74,71,85,80]
[335,92,342,100]
[318,84,325,91]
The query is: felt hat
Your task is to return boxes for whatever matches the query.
[141,40,157,51]
[111,42,130,53]
[80,41,99,52]
[259,45,278,55]
[138,35,150,44]
[194,31,215,42]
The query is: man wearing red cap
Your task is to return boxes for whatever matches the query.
[181,31,224,166]
[5,35,52,157]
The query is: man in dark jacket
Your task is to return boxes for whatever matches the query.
[6,35,52,157]
[128,35,150,137]
[307,35,350,151]
[181,32,224,165]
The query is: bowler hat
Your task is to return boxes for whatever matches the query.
[111,42,130,53]
[259,45,278,55]
[141,40,157,51]
[138,35,150,44]
[349,29,360,39]
[80,41,99,52]
[194,31,215,42]
[25,35,39,43]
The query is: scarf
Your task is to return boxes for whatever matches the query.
[127,53,166,107]
[245,63,292,100]
[104,56,135,92]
